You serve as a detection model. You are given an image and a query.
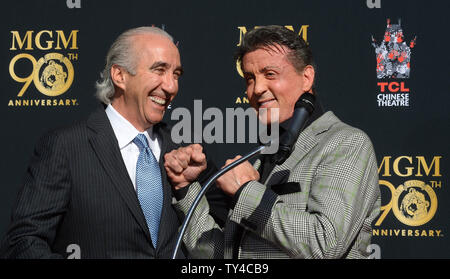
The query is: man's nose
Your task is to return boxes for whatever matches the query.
[253,76,267,96]
[161,73,178,95]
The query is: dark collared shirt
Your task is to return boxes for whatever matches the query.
[229,96,324,208]
[258,97,324,184]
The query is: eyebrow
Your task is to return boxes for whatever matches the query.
[243,66,280,76]
[150,61,184,75]
[260,66,281,73]
[150,61,169,69]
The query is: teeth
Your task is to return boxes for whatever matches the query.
[260,100,274,106]
[149,96,167,105]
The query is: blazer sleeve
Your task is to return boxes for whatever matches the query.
[229,129,380,258]
[1,130,71,259]
[173,182,225,259]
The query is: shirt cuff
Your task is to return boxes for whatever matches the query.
[173,184,191,200]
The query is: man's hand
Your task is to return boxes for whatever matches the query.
[216,156,260,197]
[164,144,207,190]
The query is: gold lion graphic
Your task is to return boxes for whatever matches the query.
[40,60,67,91]
[399,188,430,220]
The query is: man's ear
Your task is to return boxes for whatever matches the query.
[301,65,315,92]
[110,64,127,91]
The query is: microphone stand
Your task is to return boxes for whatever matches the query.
[171,144,268,259]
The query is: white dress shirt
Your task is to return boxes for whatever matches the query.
[105,104,161,190]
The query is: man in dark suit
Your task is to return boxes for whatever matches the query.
[0,26,227,259]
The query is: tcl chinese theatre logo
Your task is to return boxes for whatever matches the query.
[8,29,79,107]
[371,19,417,107]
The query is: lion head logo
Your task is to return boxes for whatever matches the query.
[393,180,437,226]
[33,53,74,97]
[40,60,68,91]
[399,188,430,221]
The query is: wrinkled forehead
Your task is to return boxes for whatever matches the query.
[131,33,181,65]
[132,33,178,52]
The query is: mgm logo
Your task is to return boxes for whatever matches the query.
[386,179,437,227]
[374,156,443,238]
[8,30,79,107]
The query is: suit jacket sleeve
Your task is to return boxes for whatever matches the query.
[230,129,380,258]
[173,181,225,259]
[1,130,70,259]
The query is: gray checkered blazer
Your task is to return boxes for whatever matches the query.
[173,111,381,259]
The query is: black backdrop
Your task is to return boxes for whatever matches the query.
[0,0,449,259]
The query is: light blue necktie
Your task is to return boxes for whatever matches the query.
[133,134,163,248]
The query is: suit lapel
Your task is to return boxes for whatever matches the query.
[86,108,152,244]
[153,123,176,250]
[263,111,338,187]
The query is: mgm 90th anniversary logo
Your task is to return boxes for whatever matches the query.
[8,30,79,107]
[374,156,443,238]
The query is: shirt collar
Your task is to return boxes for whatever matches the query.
[105,104,154,150]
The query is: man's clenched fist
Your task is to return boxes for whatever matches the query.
[164,144,207,190]
[216,155,260,197]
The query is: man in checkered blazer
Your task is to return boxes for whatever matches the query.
[165,25,381,259]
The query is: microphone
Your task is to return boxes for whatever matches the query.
[273,92,315,165]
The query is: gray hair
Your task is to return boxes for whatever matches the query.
[95,26,174,104]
